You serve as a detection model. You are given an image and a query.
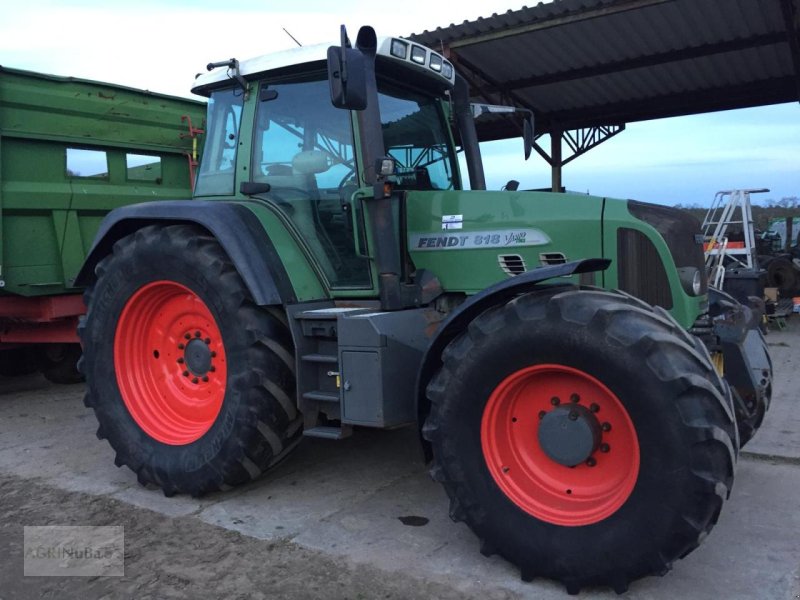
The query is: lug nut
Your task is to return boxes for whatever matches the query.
[202,376,209,382]
[600,443,610,453]
[538,410,546,420]
[195,331,201,338]
[204,337,211,344]
[209,366,216,372]
[178,343,185,350]
[184,333,191,340]
[192,377,199,383]
[570,393,580,403]
[590,403,600,413]
[211,351,217,358]
[586,457,597,467]
[182,370,190,377]
[177,358,184,364]
[601,422,612,432]
[550,396,560,406]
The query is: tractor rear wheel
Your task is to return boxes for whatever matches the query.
[424,287,737,593]
[80,224,302,496]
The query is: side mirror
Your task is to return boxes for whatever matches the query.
[328,25,367,110]
[523,115,534,161]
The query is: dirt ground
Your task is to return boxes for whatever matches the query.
[0,318,799,599]
[0,472,500,600]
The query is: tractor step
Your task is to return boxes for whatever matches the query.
[303,425,352,440]
[301,353,338,364]
[302,390,340,403]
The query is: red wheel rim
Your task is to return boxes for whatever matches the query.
[114,281,227,445]
[481,364,639,526]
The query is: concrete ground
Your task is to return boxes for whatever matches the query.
[0,320,799,599]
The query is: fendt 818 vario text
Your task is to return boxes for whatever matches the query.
[76,27,771,593]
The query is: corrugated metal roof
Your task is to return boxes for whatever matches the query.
[409,0,800,138]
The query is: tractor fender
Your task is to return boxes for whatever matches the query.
[415,258,611,460]
[74,200,296,305]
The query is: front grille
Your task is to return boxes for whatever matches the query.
[617,228,673,309]
[628,200,707,294]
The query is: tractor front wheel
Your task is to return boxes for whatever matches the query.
[80,224,302,496]
[424,287,737,593]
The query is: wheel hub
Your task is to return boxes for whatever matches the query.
[538,404,601,467]
[184,337,212,376]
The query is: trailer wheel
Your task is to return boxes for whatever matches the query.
[424,287,736,593]
[80,224,302,496]
[40,344,84,384]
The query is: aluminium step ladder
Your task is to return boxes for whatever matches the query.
[702,188,768,287]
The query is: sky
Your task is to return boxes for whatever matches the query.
[1,0,797,206]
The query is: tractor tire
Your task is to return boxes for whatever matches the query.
[0,348,41,377]
[767,257,798,296]
[732,330,772,448]
[424,287,737,594]
[40,344,84,384]
[79,224,302,497]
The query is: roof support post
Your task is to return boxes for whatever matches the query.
[551,129,563,193]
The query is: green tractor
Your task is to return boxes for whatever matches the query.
[76,27,770,593]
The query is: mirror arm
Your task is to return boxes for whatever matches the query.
[453,75,486,190]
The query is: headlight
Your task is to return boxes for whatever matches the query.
[678,267,703,296]
[442,61,454,79]
[390,39,408,59]
[410,45,426,64]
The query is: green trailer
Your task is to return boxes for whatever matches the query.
[0,66,204,381]
[75,27,770,592]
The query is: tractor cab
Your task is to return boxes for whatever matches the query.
[191,33,463,292]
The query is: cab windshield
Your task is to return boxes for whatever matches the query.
[377,81,459,191]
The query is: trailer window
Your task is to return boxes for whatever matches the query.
[195,88,243,196]
[126,154,162,183]
[66,148,108,178]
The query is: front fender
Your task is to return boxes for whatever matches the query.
[74,200,296,305]
[414,258,611,460]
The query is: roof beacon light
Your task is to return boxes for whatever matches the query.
[411,45,427,65]
[390,39,408,59]
[429,54,443,72]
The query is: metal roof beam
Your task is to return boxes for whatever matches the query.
[544,76,797,129]
[492,32,787,92]
[454,53,541,116]
[447,0,671,49]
